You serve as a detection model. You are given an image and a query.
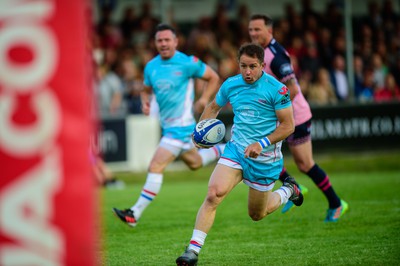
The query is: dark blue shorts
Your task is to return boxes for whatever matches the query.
[286,119,312,146]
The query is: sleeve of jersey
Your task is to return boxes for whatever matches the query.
[215,82,228,107]
[270,54,296,83]
[274,86,292,110]
[189,55,207,78]
[143,64,151,87]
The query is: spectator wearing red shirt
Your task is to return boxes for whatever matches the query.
[374,73,400,102]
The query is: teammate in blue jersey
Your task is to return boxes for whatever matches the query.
[113,24,224,227]
[176,43,304,266]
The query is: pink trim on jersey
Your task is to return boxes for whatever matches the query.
[212,146,220,157]
[264,49,274,72]
[263,46,312,126]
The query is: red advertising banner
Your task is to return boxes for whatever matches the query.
[0,1,96,265]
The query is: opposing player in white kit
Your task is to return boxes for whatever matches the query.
[113,24,224,227]
[248,14,348,222]
[176,43,303,266]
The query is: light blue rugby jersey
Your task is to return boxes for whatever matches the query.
[216,72,292,158]
[144,51,206,129]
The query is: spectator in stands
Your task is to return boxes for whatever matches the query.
[317,27,334,69]
[332,28,347,56]
[390,55,400,88]
[96,4,123,51]
[119,6,139,45]
[92,30,105,66]
[371,53,388,88]
[381,0,399,24]
[291,14,305,41]
[232,3,251,46]
[298,69,313,100]
[120,59,143,114]
[186,17,218,61]
[132,16,155,49]
[93,0,400,107]
[374,73,400,102]
[353,54,365,98]
[96,62,126,117]
[287,35,305,61]
[358,67,376,103]
[329,54,349,102]
[96,3,115,38]
[307,68,338,106]
[219,38,239,61]
[136,1,159,27]
[356,24,374,63]
[300,0,320,27]
[272,18,291,46]
[299,30,321,81]
[364,1,383,31]
[322,1,344,36]
[211,2,235,45]
[102,47,119,69]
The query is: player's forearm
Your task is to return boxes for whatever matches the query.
[140,89,151,106]
[267,121,294,144]
[199,100,221,121]
[285,79,299,100]
[140,89,152,115]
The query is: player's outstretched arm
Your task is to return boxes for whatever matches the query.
[194,66,221,114]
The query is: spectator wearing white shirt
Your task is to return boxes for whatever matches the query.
[96,63,126,117]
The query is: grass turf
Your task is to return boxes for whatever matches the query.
[99,151,400,265]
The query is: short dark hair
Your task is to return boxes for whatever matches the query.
[154,23,176,36]
[250,14,273,26]
[238,43,264,63]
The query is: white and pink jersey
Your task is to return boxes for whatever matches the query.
[263,39,312,126]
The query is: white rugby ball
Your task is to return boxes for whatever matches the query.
[193,119,226,148]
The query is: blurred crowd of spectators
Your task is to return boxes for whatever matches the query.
[93,0,400,118]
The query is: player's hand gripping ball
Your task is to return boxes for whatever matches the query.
[193,119,226,148]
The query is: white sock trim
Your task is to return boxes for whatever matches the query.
[275,186,291,205]
[189,229,207,254]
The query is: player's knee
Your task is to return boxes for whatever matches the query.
[248,211,265,221]
[186,161,202,171]
[205,187,224,207]
[297,162,313,173]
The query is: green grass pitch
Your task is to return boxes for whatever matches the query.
[99,151,400,265]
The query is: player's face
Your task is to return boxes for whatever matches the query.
[239,54,264,84]
[155,30,178,59]
[248,19,271,47]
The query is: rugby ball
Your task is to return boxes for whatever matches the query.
[193,119,226,148]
